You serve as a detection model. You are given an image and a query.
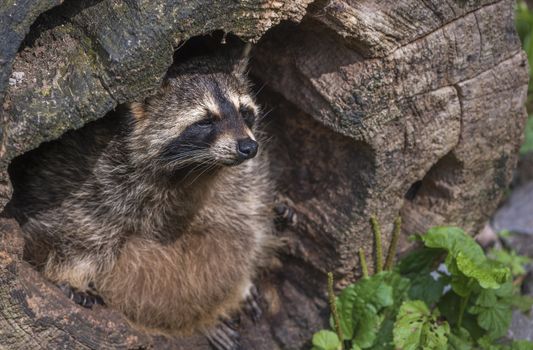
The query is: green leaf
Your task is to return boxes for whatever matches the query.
[448,327,474,350]
[371,319,394,350]
[367,272,411,349]
[421,227,485,264]
[489,249,532,277]
[334,273,397,345]
[393,301,426,350]
[495,282,515,299]
[477,335,503,350]
[372,271,411,308]
[476,290,498,307]
[422,318,449,350]
[511,340,533,350]
[469,302,512,338]
[353,274,394,309]
[504,294,533,312]
[437,290,462,325]
[449,269,476,297]
[455,252,509,289]
[398,248,442,275]
[336,284,360,339]
[475,335,531,350]
[393,300,449,350]
[421,227,510,293]
[352,303,382,348]
[312,330,341,350]
[408,273,446,306]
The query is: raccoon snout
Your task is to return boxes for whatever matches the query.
[236,138,258,160]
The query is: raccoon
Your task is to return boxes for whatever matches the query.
[7,52,277,349]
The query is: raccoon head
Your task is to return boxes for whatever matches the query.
[129,56,261,175]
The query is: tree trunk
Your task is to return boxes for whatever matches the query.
[0,0,528,349]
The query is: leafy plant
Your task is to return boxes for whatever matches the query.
[488,248,532,278]
[311,221,533,350]
[393,300,449,350]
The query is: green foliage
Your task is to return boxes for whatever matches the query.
[393,300,450,350]
[312,225,533,350]
[517,1,533,79]
[488,248,532,278]
[521,116,533,154]
[312,330,341,350]
[422,227,510,293]
[516,0,533,154]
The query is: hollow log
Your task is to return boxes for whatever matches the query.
[0,0,528,349]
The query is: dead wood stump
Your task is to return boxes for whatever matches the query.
[0,0,528,349]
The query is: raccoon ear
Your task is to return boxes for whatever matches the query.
[129,102,146,121]
[232,43,252,78]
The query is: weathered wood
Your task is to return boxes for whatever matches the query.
[253,0,528,282]
[0,0,528,349]
[0,0,63,102]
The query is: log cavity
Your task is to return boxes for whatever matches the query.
[4,28,376,350]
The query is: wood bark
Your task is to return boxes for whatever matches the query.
[0,0,528,349]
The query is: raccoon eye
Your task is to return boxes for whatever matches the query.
[240,107,255,127]
[196,116,215,128]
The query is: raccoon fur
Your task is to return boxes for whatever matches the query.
[7,53,276,345]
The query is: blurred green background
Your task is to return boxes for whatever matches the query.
[517,0,533,154]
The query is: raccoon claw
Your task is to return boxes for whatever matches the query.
[274,202,298,230]
[205,321,242,350]
[57,283,104,308]
[244,284,262,322]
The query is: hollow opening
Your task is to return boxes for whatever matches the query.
[404,180,423,201]
[400,151,464,241]
[4,12,376,350]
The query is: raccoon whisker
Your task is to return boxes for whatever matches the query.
[258,135,274,150]
[159,143,211,160]
[179,142,213,148]
[179,154,214,172]
[252,82,267,98]
[165,147,205,155]
[164,152,208,163]
[185,160,218,187]
[256,116,275,132]
[258,107,275,122]
[252,127,272,139]
[168,156,212,170]
[181,160,217,186]
[161,150,210,163]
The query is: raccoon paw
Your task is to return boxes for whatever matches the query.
[274,201,298,230]
[57,282,104,309]
[205,319,242,350]
[243,284,262,323]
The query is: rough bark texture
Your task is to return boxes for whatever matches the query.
[0,0,528,349]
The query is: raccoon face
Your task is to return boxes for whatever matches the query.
[130,66,261,173]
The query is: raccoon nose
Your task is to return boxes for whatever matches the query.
[237,138,258,160]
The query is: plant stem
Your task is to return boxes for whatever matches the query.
[384,216,402,271]
[359,249,369,278]
[370,215,383,273]
[457,291,471,328]
[327,272,344,349]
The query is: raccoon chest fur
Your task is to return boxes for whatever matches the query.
[98,226,256,334]
[97,163,272,334]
